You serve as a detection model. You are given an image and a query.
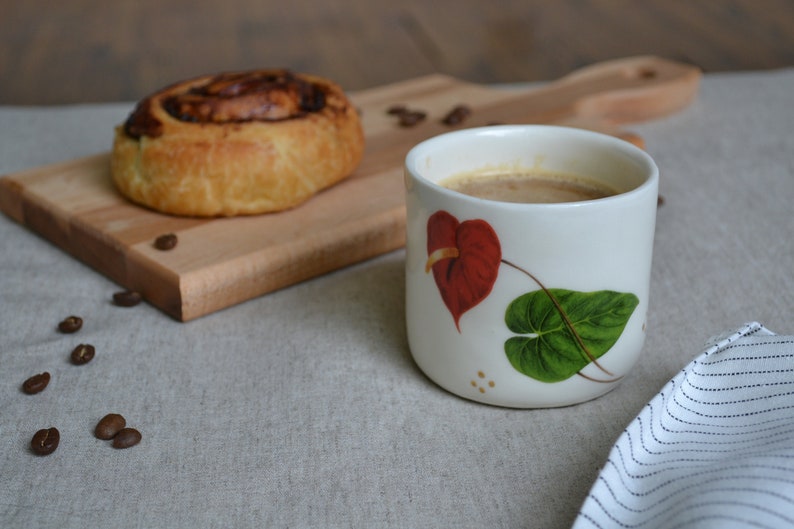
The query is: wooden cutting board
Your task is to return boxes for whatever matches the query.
[0,56,700,321]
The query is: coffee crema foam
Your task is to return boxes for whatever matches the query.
[439,170,618,204]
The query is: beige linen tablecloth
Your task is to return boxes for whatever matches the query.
[1,68,793,528]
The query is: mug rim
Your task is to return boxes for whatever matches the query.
[405,124,659,209]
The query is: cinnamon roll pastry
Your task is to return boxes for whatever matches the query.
[111,69,365,216]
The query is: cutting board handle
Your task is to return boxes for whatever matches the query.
[504,55,701,126]
[368,56,702,149]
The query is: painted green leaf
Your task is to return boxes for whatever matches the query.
[504,289,639,383]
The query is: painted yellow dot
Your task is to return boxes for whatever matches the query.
[478,371,485,378]
[470,380,477,387]
[488,381,495,388]
[479,387,485,394]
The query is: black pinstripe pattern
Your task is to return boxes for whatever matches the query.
[575,322,794,529]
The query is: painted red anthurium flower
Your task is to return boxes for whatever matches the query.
[425,211,502,331]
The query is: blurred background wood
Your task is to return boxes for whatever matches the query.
[2,0,793,105]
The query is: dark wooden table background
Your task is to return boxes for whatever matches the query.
[2,0,793,105]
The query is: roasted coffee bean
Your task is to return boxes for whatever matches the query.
[95,413,127,440]
[386,104,408,115]
[112,290,142,307]
[154,233,178,250]
[22,372,51,394]
[441,104,472,126]
[398,110,427,127]
[31,427,60,455]
[112,427,142,449]
[70,343,95,365]
[386,104,428,127]
[58,315,83,333]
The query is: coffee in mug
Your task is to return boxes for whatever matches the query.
[439,170,618,204]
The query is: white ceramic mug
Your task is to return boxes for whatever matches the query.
[404,125,659,408]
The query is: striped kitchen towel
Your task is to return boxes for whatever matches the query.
[574,322,794,529]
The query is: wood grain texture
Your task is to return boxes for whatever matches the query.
[0,0,791,105]
[0,57,699,321]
